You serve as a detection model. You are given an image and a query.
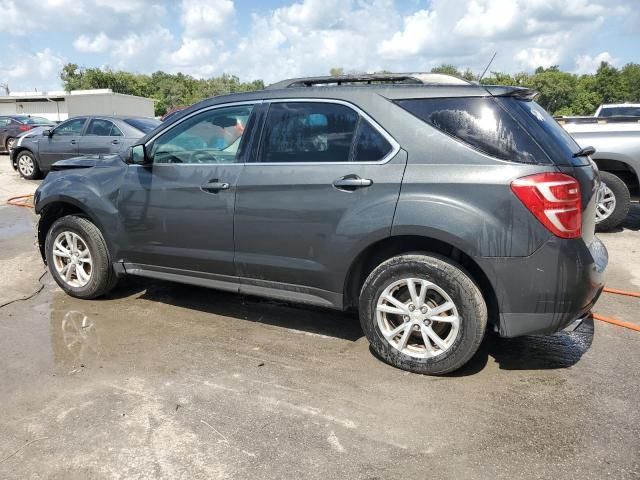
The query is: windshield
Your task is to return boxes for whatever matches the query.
[124,118,161,133]
[18,116,52,125]
[598,106,640,117]
[497,97,583,165]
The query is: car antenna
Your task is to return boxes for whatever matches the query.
[478,52,497,82]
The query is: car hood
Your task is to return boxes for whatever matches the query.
[51,154,124,171]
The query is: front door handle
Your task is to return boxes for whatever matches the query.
[201,180,230,193]
[112,139,119,145]
[333,175,373,190]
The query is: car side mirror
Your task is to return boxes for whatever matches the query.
[129,144,150,165]
[42,129,52,137]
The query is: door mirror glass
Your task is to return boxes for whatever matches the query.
[130,144,148,165]
[42,129,52,137]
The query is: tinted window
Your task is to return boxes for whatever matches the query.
[86,119,122,136]
[354,119,393,162]
[54,118,86,136]
[499,97,581,165]
[0,118,9,126]
[260,102,358,163]
[599,106,640,117]
[150,105,253,164]
[125,118,161,134]
[396,97,549,164]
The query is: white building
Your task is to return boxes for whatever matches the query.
[0,89,155,121]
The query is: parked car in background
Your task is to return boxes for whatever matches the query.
[160,107,186,123]
[558,116,640,230]
[34,74,607,375]
[10,115,161,179]
[595,103,640,118]
[0,115,54,152]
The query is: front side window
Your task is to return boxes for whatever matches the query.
[86,119,122,137]
[54,118,86,136]
[260,102,358,163]
[396,97,549,164]
[150,105,253,164]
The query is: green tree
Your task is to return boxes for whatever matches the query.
[430,64,462,76]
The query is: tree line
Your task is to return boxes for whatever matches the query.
[60,61,640,117]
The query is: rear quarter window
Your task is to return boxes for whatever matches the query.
[396,97,550,164]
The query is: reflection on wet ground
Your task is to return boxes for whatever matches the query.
[47,276,595,375]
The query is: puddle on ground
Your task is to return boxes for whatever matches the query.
[0,205,35,241]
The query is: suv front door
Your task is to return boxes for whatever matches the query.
[116,103,257,279]
[38,117,86,169]
[234,100,406,307]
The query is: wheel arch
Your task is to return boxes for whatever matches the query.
[343,234,499,328]
[10,146,35,170]
[37,198,110,263]
[594,158,640,194]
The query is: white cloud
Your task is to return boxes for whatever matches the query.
[0,48,66,92]
[0,0,637,91]
[574,51,619,74]
[180,0,235,36]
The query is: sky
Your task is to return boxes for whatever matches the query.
[0,0,638,92]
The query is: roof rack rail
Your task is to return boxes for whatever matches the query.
[555,115,640,125]
[266,73,470,90]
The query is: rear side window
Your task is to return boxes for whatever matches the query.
[599,106,640,117]
[125,118,162,134]
[260,102,358,163]
[353,120,393,162]
[396,97,550,164]
[86,119,122,136]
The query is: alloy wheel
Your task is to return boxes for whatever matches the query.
[376,278,460,358]
[17,155,35,177]
[595,182,616,223]
[52,231,93,288]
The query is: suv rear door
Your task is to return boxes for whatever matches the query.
[234,99,406,306]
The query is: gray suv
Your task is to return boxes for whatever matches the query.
[34,74,607,375]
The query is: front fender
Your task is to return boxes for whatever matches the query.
[35,169,125,256]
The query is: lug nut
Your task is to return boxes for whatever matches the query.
[408,304,415,312]
[420,306,428,314]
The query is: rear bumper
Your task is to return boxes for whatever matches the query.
[476,236,607,337]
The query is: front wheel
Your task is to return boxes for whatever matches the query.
[16,151,41,180]
[595,171,630,231]
[45,215,118,299]
[359,253,487,375]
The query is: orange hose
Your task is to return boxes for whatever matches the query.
[6,194,34,208]
[603,287,640,299]
[593,313,640,332]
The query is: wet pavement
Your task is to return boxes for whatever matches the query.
[0,159,639,479]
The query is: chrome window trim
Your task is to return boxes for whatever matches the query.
[144,100,262,147]
[253,98,400,166]
[142,98,400,167]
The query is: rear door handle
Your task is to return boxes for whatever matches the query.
[70,139,77,145]
[112,139,119,145]
[201,180,230,193]
[333,175,373,190]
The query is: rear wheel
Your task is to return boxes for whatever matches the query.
[596,171,630,231]
[5,137,16,151]
[16,151,41,180]
[359,253,487,375]
[45,215,117,299]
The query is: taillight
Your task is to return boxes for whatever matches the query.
[511,172,581,239]
[18,125,32,132]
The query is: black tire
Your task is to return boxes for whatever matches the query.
[596,171,630,232]
[359,253,487,375]
[16,150,42,180]
[45,215,118,299]
[5,137,16,151]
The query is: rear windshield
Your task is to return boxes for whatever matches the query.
[124,118,161,133]
[598,106,640,117]
[396,97,550,164]
[498,97,582,165]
